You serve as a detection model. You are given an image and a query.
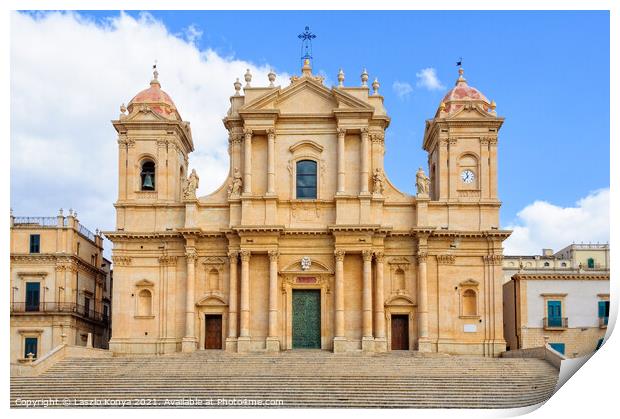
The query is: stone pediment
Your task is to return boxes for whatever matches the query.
[123,106,172,122]
[280,258,333,275]
[239,77,373,116]
[196,293,227,306]
[386,294,415,306]
[444,103,494,120]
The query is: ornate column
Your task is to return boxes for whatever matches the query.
[417,251,431,352]
[238,250,251,352]
[374,251,387,351]
[182,247,197,352]
[266,250,280,351]
[266,129,276,195]
[226,251,238,351]
[333,249,346,352]
[243,129,252,194]
[489,138,498,199]
[448,137,458,200]
[362,250,374,351]
[360,128,370,194]
[337,128,346,194]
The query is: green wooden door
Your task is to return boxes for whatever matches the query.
[292,290,321,349]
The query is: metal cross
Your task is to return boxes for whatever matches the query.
[298,26,316,66]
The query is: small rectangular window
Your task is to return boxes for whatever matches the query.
[24,337,38,358]
[549,342,565,355]
[598,301,609,325]
[29,234,40,253]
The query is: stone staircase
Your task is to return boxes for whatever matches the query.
[11,350,558,408]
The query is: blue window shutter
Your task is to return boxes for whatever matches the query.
[599,301,606,317]
[549,343,565,355]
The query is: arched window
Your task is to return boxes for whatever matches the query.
[462,289,477,316]
[140,160,155,191]
[544,262,550,267]
[137,289,152,316]
[296,160,317,199]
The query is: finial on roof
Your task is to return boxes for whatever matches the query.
[455,67,466,86]
[302,58,312,76]
[150,62,160,87]
[120,103,127,114]
[439,101,446,112]
[361,68,368,87]
[268,69,276,87]
[59,208,63,216]
[337,68,344,88]
[234,78,242,96]
[372,78,380,95]
[244,69,252,87]
[490,99,497,115]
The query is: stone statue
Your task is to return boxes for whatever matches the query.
[227,167,243,197]
[416,167,430,196]
[372,168,385,195]
[183,169,199,200]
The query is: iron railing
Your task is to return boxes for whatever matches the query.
[13,217,58,227]
[543,317,568,329]
[11,302,108,324]
[78,223,96,241]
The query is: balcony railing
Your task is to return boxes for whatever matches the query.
[78,223,96,241]
[599,316,609,328]
[13,217,58,227]
[11,302,108,324]
[544,317,568,329]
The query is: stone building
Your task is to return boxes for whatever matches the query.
[10,210,111,363]
[503,243,610,284]
[105,59,509,356]
[502,243,610,357]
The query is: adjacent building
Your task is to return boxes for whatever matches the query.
[105,58,509,356]
[503,245,610,357]
[10,210,111,363]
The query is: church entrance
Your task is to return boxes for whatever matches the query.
[391,315,409,350]
[204,314,222,349]
[292,290,321,349]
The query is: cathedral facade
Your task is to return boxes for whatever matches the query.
[105,59,508,356]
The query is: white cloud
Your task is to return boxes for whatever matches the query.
[10,11,288,246]
[392,81,413,99]
[503,189,609,255]
[415,67,444,91]
[183,24,203,44]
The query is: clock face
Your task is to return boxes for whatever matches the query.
[461,170,475,184]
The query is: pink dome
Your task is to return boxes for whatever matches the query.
[127,70,181,120]
[439,68,491,114]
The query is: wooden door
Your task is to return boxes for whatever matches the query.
[391,315,409,350]
[205,315,223,349]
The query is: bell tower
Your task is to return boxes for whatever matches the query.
[112,66,194,230]
[423,68,503,204]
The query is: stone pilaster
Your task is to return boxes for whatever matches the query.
[360,128,370,195]
[362,249,374,352]
[225,251,238,352]
[182,247,197,352]
[374,251,387,352]
[266,129,276,196]
[337,128,346,194]
[333,249,346,352]
[237,250,251,352]
[242,129,252,195]
[266,250,280,352]
[417,251,431,352]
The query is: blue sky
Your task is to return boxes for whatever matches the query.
[80,10,610,224]
[10,10,609,254]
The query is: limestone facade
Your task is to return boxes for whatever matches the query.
[10,210,111,363]
[503,272,609,358]
[105,61,509,356]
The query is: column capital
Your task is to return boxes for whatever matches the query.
[268,250,279,262]
[185,248,197,262]
[374,251,385,263]
[266,128,276,139]
[243,128,253,137]
[360,127,369,136]
[240,250,251,262]
[362,249,373,261]
[227,251,239,262]
[229,133,243,145]
[416,252,428,263]
[334,249,346,262]
[337,128,346,137]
